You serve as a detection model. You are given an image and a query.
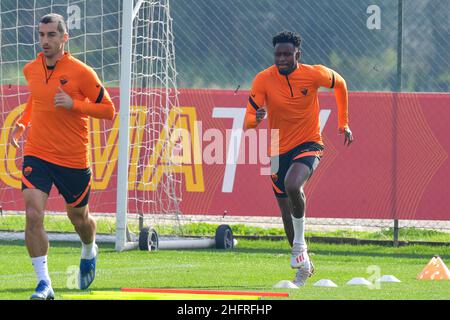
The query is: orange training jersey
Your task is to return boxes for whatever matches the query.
[18,52,115,169]
[244,64,348,156]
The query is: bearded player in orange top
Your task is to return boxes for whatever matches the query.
[244,31,353,287]
[9,14,115,299]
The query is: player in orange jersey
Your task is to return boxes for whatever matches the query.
[244,31,353,286]
[9,14,115,299]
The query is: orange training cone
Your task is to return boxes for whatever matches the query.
[417,256,450,280]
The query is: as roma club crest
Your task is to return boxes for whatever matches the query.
[59,75,69,86]
[23,166,33,177]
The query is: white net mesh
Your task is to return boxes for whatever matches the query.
[1,0,449,242]
[126,0,183,229]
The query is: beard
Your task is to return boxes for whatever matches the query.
[42,47,55,57]
[277,63,297,75]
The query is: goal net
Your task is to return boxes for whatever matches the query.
[0,0,184,250]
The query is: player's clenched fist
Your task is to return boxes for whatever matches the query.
[256,108,266,122]
[339,127,354,146]
[54,87,73,109]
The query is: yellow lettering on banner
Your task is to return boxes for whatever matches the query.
[1,104,204,192]
[127,106,147,190]
[140,106,204,192]
[89,106,146,190]
[89,116,119,189]
[0,104,26,188]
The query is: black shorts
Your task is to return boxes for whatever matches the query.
[21,156,92,208]
[270,142,323,198]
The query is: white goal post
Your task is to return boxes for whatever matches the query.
[115,0,141,252]
[115,0,185,251]
[0,0,234,252]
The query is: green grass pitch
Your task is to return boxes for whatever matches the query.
[0,239,449,300]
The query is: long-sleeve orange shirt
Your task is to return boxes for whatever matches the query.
[17,52,115,169]
[244,64,349,156]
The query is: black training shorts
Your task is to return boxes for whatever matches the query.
[270,142,323,198]
[21,156,91,208]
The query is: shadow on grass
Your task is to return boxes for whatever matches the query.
[0,240,116,250]
[0,288,35,295]
[2,240,449,260]
[229,246,450,260]
[307,248,450,261]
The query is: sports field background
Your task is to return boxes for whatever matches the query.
[1,0,449,301]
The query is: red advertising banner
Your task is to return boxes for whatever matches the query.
[1,87,449,220]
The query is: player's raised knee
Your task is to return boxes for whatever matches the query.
[67,206,89,224]
[284,181,302,197]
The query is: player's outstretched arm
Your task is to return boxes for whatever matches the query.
[244,74,266,129]
[333,71,353,146]
[10,96,32,148]
[315,65,353,146]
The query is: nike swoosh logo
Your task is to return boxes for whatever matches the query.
[251,94,256,98]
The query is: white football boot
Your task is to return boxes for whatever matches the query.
[291,244,315,286]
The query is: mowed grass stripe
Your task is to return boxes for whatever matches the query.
[0,240,449,300]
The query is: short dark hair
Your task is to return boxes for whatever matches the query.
[272,31,301,49]
[39,14,67,34]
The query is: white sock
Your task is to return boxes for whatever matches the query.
[81,240,97,259]
[292,216,307,251]
[31,256,51,285]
